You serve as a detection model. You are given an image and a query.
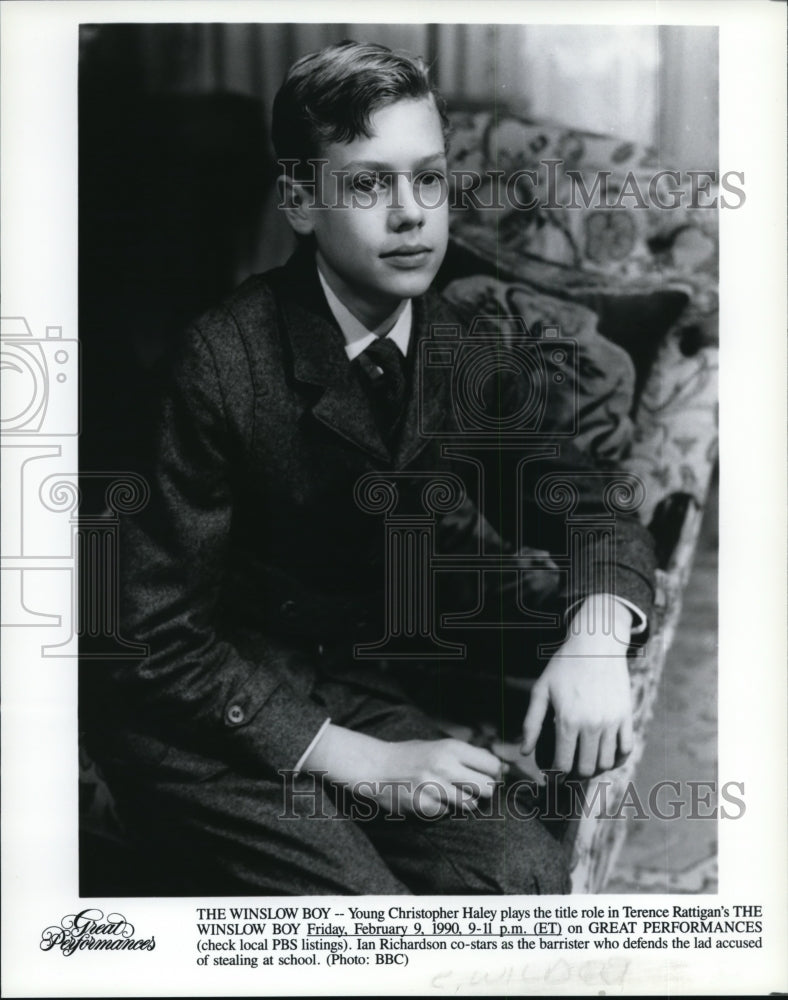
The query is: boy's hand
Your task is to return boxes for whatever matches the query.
[380,738,505,815]
[520,595,635,777]
[301,727,504,818]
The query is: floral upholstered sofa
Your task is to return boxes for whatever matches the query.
[435,109,719,892]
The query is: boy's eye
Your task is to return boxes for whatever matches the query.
[416,170,446,187]
[413,170,448,205]
[351,171,386,193]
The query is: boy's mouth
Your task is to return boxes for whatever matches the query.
[380,245,432,268]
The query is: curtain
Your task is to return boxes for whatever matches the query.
[113,22,715,167]
[658,26,719,171]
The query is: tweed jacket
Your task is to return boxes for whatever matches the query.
[96,248,656,778]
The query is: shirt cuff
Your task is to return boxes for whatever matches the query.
[293,717,332,776]
[611,596,648,635]
[564,595,648,636]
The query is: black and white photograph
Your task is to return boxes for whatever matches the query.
[77,17,720,899]
[1,2,786,996]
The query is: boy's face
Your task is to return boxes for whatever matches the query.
[290,96,449,328]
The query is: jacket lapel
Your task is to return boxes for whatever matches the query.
[276,249,454,468]
[395,292,453,468]
[276,250,391,464]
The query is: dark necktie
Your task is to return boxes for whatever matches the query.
[357,335,408,445]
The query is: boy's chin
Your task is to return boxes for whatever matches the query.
[381,267,440,300]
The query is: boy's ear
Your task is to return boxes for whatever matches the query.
[278,175,315,236]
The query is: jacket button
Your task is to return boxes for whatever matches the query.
[226,704,245,725]
[280,600,297,618]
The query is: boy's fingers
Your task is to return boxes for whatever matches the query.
[452,776,495,803]
[456,769,498,799]
[598,727,618,772]
[619,713,634,757]
[414,777,491,817]
[577,729,602,777]
[459,744,505,777]
[521,685,549,755]
[552,721,579,774]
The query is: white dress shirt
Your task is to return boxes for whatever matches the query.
[317,268,412,360]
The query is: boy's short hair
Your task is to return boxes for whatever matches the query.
[272,39,450,176]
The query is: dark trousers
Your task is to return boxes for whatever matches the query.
[100,660,570,896]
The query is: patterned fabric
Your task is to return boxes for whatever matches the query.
[443,108,720,527]
[625,335,719,523]
[442,274,637,465]
[446,110,719,350]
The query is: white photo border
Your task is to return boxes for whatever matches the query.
[1,1,786,996]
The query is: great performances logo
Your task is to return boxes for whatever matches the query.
[40,908,156,957]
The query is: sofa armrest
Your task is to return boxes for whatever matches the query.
[565,492,711,892]
[623,334,718,525]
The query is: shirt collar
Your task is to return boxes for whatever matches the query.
[317,267,412,361]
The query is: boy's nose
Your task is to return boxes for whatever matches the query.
[389,175,425,229]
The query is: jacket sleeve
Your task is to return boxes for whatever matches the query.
[487,363,657,622]
[526,444,657,622]
[430,293,657,622]
[115,322,329,773]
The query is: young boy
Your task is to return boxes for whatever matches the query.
[87,41,655,896]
